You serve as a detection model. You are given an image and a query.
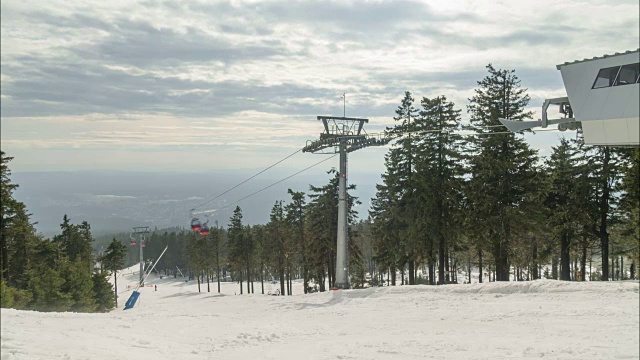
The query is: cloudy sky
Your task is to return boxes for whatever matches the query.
[2,0,639,175]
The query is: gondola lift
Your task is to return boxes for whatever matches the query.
[200,222,209,236]
[190,209,202,232]
[199,214,211,236]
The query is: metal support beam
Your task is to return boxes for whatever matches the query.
[334,140,349,289]
[133,226,149,286]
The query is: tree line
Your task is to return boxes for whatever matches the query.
[1,152,120,311]
[1,65,638,312]
[370,65,639,285]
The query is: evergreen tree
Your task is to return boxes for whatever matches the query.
[544,139,584,280]
[63,258,97,312]
[27,265,73,312]
[285,189,306,294]
[228,206,245,294]
[466,64,541,281]
[581,146,626,280]
[92,271,115,312]
[102,238,127,307]
[53,215,94,269]
[267,201,287,295]
[0,151,18,283]
[415,95,465,284]
[619,149,639,278]
[387,91,420,284]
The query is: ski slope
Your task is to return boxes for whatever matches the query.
[1,267,638,360]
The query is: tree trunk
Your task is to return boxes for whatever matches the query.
[531,245,538,280]
[580,244,586,281]
[560,231,571,281]
[478,248,483,283]
[279,259,285,296]
[444,244,450,283]
[247,261,251,294]
[438,233,445,285]
[409,256,416,285]
[552,256,558,280]
[114,272,118,308]
[600,147,611,281]
[303,255,308,294]
[207,270,210,292]
[261,264,264,294]
[630,261,636,280]
[197,274,201,293]
[427,246,435,285]
[391,266,396,286]
[288,262,292,295]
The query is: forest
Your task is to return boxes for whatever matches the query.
[1,65,638,312]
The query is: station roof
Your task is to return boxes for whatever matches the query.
[556,49,640,69]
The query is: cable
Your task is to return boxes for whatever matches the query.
[213,154,338,213]
[193,147,303,210]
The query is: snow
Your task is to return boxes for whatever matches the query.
[1,267,638,360]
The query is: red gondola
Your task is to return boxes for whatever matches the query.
[191,218,202,232]
[200,223,209,236]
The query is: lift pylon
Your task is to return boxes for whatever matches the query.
[303,116,390,289]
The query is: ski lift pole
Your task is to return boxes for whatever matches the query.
[135,245,169,292]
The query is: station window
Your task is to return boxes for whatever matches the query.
[614,63,640,86]
[592,66,620,89]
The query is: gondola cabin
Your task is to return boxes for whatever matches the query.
[191,218,201,232]
[200,224,209,236]
[557,49,639,146]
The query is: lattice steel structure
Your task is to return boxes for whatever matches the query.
[303,116,389,289]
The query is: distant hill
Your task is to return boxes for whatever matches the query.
[12,170,380,237]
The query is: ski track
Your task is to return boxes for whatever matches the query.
[1,268,638,360]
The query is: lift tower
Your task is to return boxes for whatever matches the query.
[133,226,149,286]
[303,116,389,289]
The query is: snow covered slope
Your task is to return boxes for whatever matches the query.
[1,269,638,360]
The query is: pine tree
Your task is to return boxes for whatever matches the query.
[370,153,403,286]
[266,201,287,294]
[581,146,626,280]
[102,238,126,307]
[466,64,541,281]
[619,149,639,278]
[415,95,465,284]
[0,151,18,283]
[63,258,97,312]
[387,91,420,284]
[92,271,115,312]
[228,206,245,294]
[544,139,585,280]
[285,189,306,293]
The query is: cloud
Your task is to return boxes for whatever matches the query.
[1,0,638,171]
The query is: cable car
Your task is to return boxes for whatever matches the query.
[191,218,202,232]
[141,240,146,248]
[129,234,136,246]
[200,223,209,236]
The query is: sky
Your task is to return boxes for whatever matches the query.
[1,0,639,176]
